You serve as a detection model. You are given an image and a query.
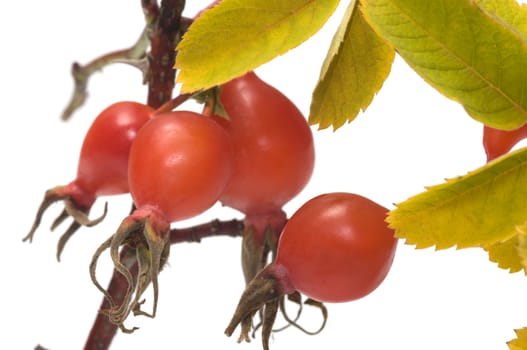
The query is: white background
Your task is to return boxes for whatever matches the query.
[3,1,527,349]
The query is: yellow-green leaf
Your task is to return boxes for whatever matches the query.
[175,0,340,93]
[484,235,524,274]
[516,222,527,272]
[509,328,527,350]
[360,0,527,130]
[308,1,394,130]
[475,0,527,38]
[387,147,527,249]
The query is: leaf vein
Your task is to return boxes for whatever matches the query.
[382,0,527,119]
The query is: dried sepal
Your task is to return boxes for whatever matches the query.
[226,263,328,349]
[89,209,170,332]
[23,185,107,261]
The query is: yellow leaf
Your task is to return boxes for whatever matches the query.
[516,222,527,272]
[308,1,395,130]
[509,328,527,350]
[360,0,527,130]
[175,0,340,93]
[387,147,527,249]
[484,235,524,274]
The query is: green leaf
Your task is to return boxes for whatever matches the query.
[475,0,527,38]
[360,0,527,130]
[175,0,340,93]
[387,147,527,249]
[484,235,524,274]
[308,1,395,130]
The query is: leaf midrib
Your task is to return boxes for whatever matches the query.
[388,0,527,118]
[395,154,527,222]
[218,0,323,54]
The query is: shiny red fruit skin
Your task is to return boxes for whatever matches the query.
[275,192,397,303]
[128,110,233,223]
[75,101,154,198]
[215,71,315,216]
[483,123,527,162]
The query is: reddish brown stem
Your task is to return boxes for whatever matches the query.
[142,0,160,21]
[146,0,187,108]
[170,219,244,244]
[83,0,186,348]
[84,247,138,350]
[83,219,243,349]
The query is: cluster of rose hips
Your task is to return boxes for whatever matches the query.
[25,70,400,349]
[24,54,527,348]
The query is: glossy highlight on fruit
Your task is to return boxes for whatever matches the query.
[89,110,234,331]
[225,192,398,348]
[211,71,315,285]
[24,101,154,260]
[76,101,155,196]
[128,110,233,222]
[215,71,315,216]
[275,192,398,303]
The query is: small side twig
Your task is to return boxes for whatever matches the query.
[61,27,151,121]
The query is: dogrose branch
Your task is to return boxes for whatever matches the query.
[83,218,244,350]
[60,0,193,121]
[83,1,188,349]
[170,219,245,244]
[145,0,190,108]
